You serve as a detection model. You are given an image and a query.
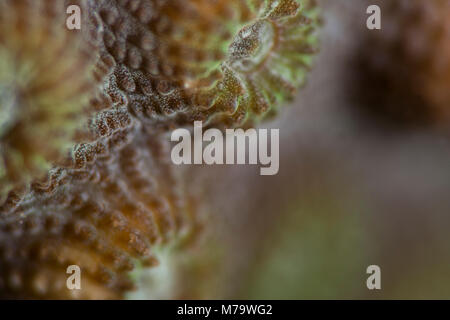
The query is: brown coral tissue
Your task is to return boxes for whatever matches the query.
[0,0,320,299]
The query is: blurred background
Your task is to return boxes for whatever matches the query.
[178,0,450,299]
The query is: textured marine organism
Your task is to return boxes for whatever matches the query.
[355,0,450,128]
[0,127,195,298]
[92,0,320,128]
[0,0,320,299]
[0,0,99,202]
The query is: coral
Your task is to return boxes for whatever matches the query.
[354,0,450,128]
[0,0,100,201]
[0,0,319,299]
[0,126,195,299]
[91,0,320,128]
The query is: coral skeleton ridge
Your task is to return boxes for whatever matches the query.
[0,0,319,298]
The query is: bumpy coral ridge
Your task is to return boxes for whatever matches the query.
[0,127,193,299]
[92,0,320,128]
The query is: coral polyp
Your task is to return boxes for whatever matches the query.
[0,0,99,201]
[188,0,319,126]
